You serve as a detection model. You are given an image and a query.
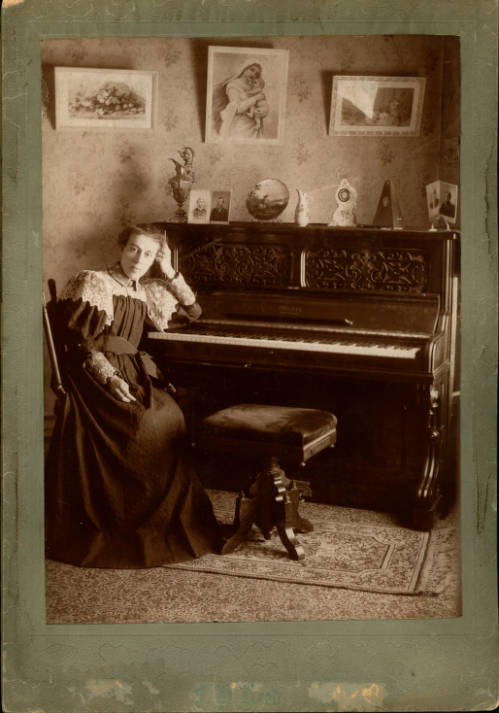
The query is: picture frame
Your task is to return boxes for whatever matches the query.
[54,67,156,129]
[438,180,458,224]
[209,190,231,223]
[205,46,289,144]
[425,179,459,225]
[329,75,426,136]
[187,189,211,224]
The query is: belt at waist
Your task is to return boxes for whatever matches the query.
[94,334,162,380]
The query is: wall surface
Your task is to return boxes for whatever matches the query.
[42,34,459,289]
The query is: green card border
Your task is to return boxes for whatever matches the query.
[2,1,497,711]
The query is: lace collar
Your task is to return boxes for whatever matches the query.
[107,263,140,290]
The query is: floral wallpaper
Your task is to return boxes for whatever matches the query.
[41,35,459,290]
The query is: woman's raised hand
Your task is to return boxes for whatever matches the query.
[156,241,176,280]
[108,375,136,403]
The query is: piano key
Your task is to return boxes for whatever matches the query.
[148,330,421,359]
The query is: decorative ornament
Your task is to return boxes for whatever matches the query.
[246,178,289,221]
[294,189,310,227]
[372,179,403,229]
[329,178,358,227]
[168,146,195,222]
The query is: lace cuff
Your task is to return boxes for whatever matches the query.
[166,272,196,306]
[84,351,119,385]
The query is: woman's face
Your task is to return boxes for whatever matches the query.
[242,64,261,84]
[120,233,159,280]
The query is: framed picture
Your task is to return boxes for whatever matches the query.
[54,67,156,129]
[438,181,458,224]
[209,190,231,223]
[205,46,289,144]
[187,189,211,224]
[329,75,426,136]
[425,179,459,225]
[426,179,441,220]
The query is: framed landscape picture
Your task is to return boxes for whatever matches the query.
[329,75,426,136]
[54,67,156,129]
[205,45,289,144]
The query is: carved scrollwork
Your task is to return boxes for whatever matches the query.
[305,248,428,292]
[181,243,291,289]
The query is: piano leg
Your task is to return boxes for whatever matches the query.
[412,383,442,531]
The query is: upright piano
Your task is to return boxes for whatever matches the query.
[147,222,460,530]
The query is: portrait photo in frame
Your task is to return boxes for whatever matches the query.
[54,67,156,129]
[209,190,231,223]
[205,46,289,143]
[329,75,426,136]
[187,188,211,223]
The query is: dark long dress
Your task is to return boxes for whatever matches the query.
[45,266,222,568]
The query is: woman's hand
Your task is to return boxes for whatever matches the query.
[156,241,176,280]
[107,375,136,403]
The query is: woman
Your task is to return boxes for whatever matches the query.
[45,225,223,568]
[213,61,268,139]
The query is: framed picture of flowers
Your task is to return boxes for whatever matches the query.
[54,67,157,129]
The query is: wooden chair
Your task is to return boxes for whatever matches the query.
[198,404,337,560]
[43,279,67,399]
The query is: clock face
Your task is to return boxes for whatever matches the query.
[338,188,351,203]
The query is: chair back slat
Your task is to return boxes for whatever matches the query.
[43,280,67,398]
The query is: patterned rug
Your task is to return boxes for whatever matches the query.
[166,490,454,595]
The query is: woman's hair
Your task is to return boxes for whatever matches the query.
[118,224,165,249]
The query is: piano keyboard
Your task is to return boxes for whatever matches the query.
[149,330,421,359]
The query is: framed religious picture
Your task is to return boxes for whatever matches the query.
[205,45,289,143]
[329,75,426,136]
[54,67,156,129]
[209,190,231,223]
[187,189,211,224]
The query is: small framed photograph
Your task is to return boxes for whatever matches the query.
[54,67,156,129]
[426,179,441,220]
[205,46,289,144]
[438,181,458,224]
[187,189,211,224]
[209,191,231,223]
[426,180,459,225]
[329,75,426,136]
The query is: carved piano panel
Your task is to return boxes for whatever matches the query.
[147,222,460,529]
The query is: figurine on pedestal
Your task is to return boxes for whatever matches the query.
[169,146,195,222]
[329,178,358,227]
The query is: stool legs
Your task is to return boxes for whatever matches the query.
[222,456,310,560]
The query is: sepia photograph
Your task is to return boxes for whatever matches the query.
[3,0,498,709]
[329,75,426,136]
[205,45,289,143]
[54,66,156,129]
[210,190,231,222]
[41,35,462,627]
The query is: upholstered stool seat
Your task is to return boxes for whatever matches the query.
[199,404,337,560]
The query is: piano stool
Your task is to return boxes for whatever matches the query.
[198,404,337,560]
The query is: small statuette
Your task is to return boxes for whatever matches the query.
[329,178,357,227]
[294,189,310,227]
[168,146,195,223]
